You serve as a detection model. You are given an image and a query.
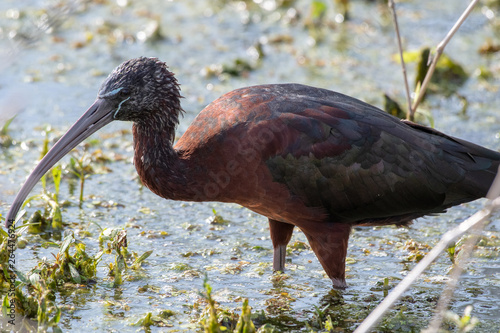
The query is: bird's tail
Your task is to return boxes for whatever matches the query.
[447,136,500,200]
[403,119,500,200]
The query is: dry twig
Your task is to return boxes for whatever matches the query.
[422,223,484,332]
[355,3,492,330]
[423,167,500,332]
[410,0,480,116]
[387,0,413,120]
[354,189,500,333]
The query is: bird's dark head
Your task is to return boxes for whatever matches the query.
[97,57,182,125]
[4,57,182,228]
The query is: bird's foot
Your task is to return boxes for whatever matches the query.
[331,277,348,289]
[269,219,294,272]
[272,244,287,272]
[301,223,351,288]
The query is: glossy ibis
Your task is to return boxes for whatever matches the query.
[6,57,500,288]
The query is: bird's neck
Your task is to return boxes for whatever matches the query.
[132,118,195,201]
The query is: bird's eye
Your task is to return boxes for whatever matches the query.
[119,88,131,98]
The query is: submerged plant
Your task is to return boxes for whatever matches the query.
[0,115,16,148]
[24,165,64,234]
[20,128,66,235]
[0,213,28,288]
[206,208,230,225]
[7,278,63,333]
[234,299,256,333]
[68,151,94,208]
[132,310,176,329]
[199,276,224,332]
[397,48,468,97]
[99,228,152,286]
[198,276,262,333]
[24,195,63,235]
[3,230,100,332]
[99,228,128,286]
[443,305,479,333]
[33,231,101,286]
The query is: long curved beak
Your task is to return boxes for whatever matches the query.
[5,98,116,228]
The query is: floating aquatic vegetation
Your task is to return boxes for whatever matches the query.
[2,231,100,331]
[0,115,16,148]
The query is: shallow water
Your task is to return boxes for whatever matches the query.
[1,0,500,332]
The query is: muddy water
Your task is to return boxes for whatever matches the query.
[1,0,499,332]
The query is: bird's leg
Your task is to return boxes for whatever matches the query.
[301,223,351,289]
[268,219,294,272]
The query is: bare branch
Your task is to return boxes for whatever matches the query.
[388,0,413,120]
[423,165,500,332]
[423,220,485,332]
[355,3,492,328]
[411,0,480,114]
[353,195,500,333]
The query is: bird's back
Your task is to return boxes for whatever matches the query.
[175,84,500,226]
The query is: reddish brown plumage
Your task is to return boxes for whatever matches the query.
[130,74,500,288]
[7,57,500,289]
